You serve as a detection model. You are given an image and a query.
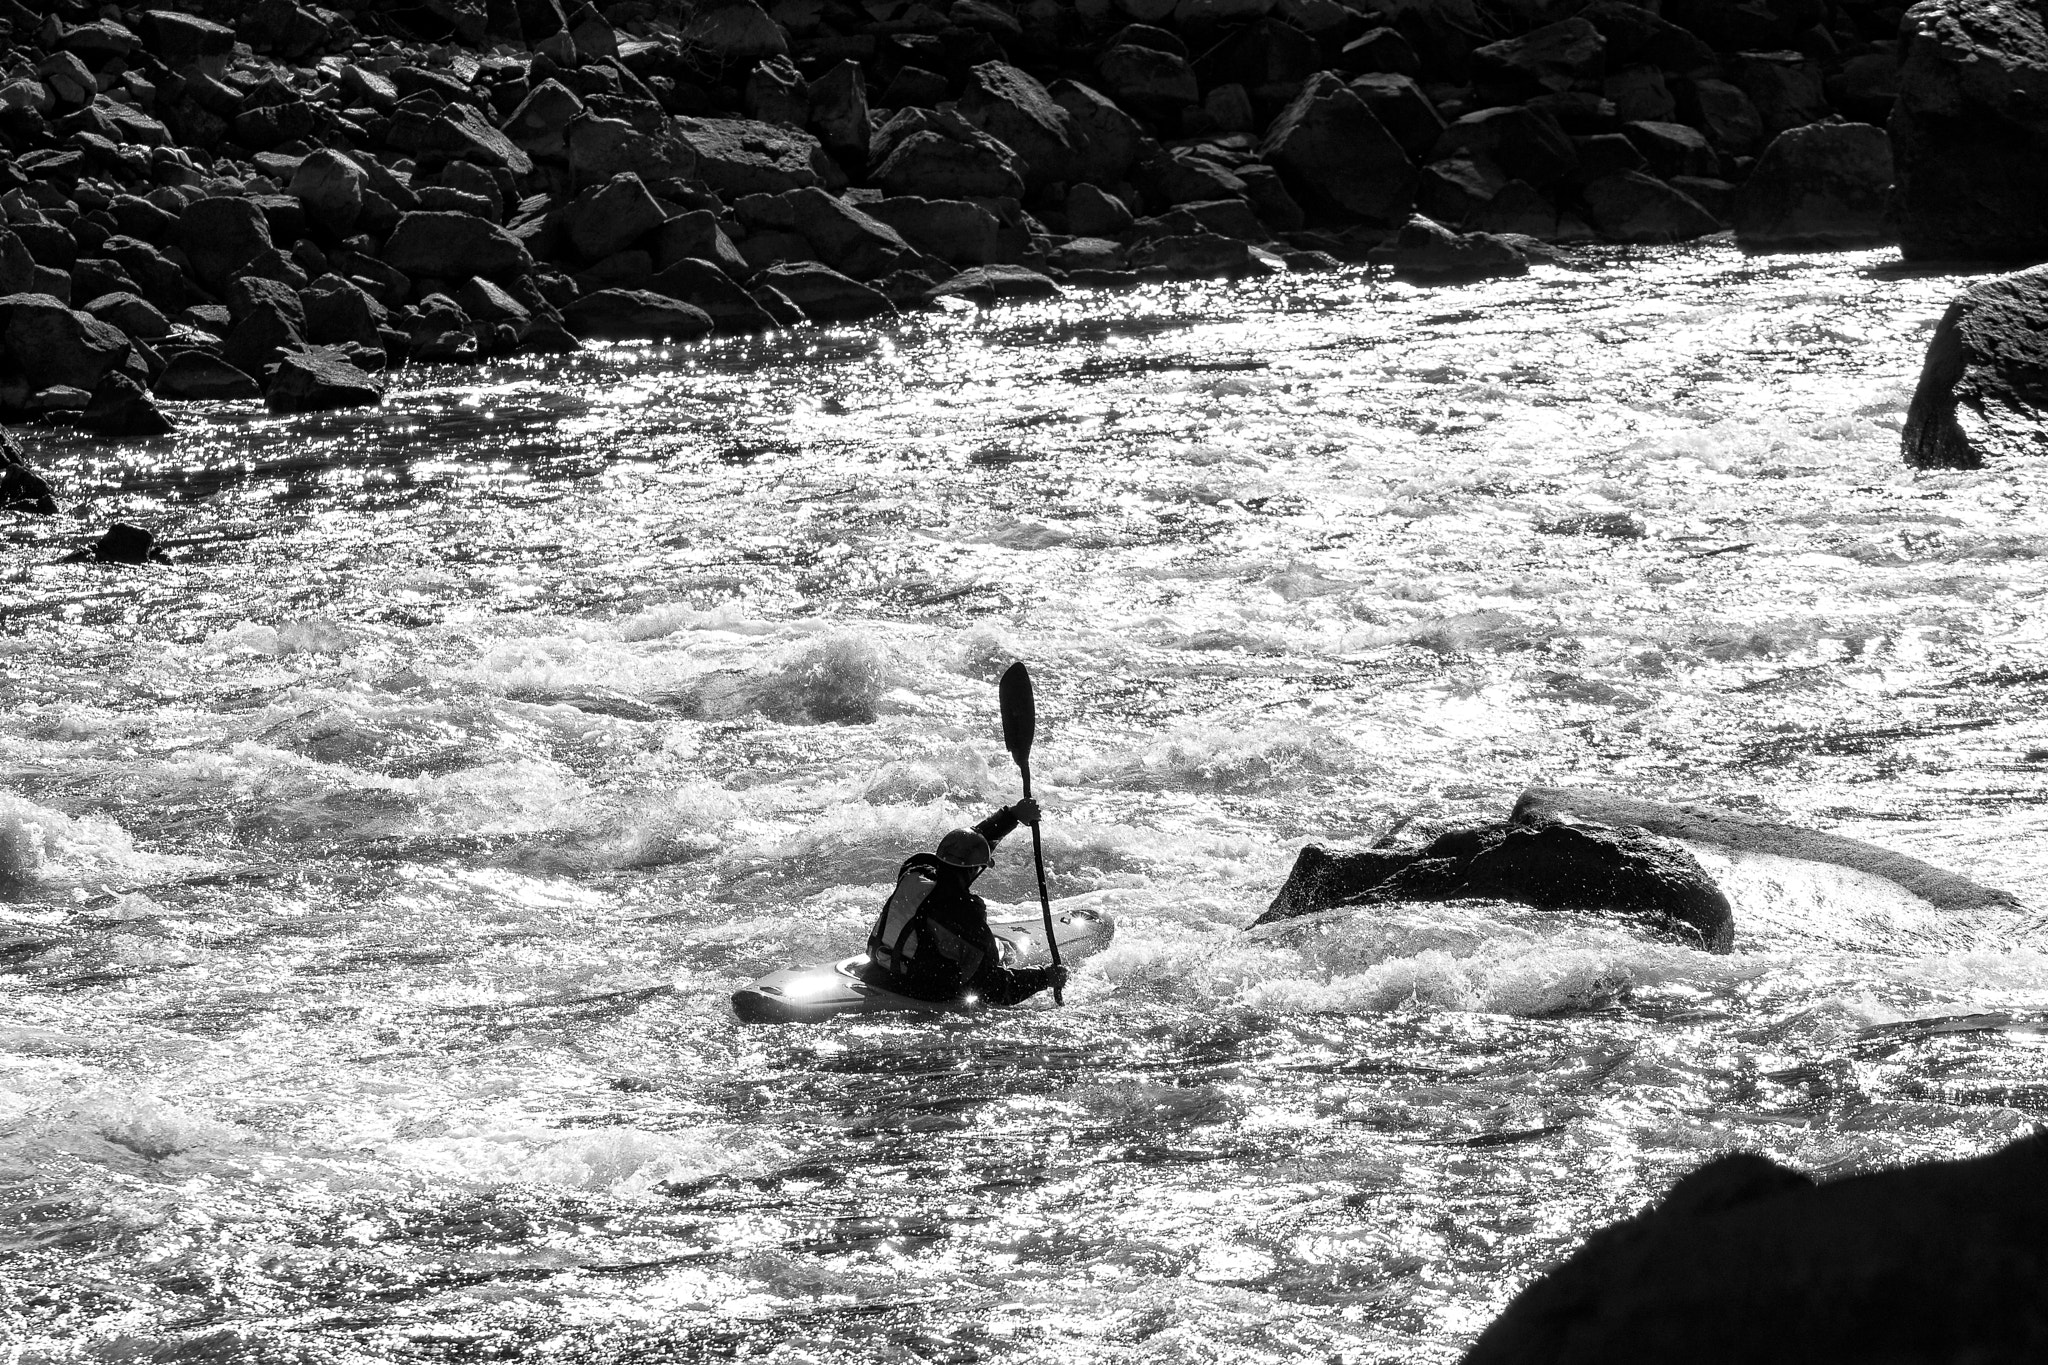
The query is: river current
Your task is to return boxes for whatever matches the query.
[4,242,2047,1364]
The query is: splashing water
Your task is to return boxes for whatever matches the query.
[3,244,2047,1364]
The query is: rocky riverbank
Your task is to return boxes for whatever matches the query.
[0,0,1910,445]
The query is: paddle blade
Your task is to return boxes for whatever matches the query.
[999,661,1035,761]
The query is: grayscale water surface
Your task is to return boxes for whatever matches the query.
[5,242,2048,1365]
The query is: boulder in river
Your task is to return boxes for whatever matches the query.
[79,371,173,437]
[1460,1132,2048,1365]
[1580,171,1720,243]
[1733,122,1893,252]
[926,265,1062,305]
[0,431,56,514]
[733,187,925,280]
[1890,0,2048,261]
[91,521,164,565]
[752,262,895,322]
[267,348,384,413]
[1391,214,1530,281]
[154,352,262,402]
[646,259,778,332]
[561,290,716,342]
[1903,264,2048,468]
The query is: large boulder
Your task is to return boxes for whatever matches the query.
[387,101,533,176]
[176,196,274,293]
[267,348,384,413]
[154,352,262,401]
[287,149,366,236]
[874,125,1027,201]
[1733,122,1893,252]
[1260,72,1416,222]
[927,264,1061,305]
[1470,18,1607,103]
[0,292,130,391]
[809,61,870,161]
[1891,0,2048,261]
[564,116,698,190]
[1432,106,1580,189]
[0,229,37,295]
[957,61,1078,190]
[562,173,668,263]
[136,10,235,72]
[83,291,171,340]
[652,211,751,277]
[645,259,778,332]
[752,262,894,322]
[863,197,1005,265]
[1721,51,1831,139]
[1392,214,1530,281]
[1053,80,1147,186]
[1461,1133,2048,1365]
[683,0,789,58]
[673,117,835,197]
[80,371,173,437]
[561,289,716,341]
[382,212,533,281]
[1097,42,1200,119]
[501,80,584,160]
[302,274,388,348]
[1580,171,1720,243]
[1903,264,2048,469]
[733,188,925,279]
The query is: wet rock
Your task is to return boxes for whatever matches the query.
[80,371,173,437]
[1903,264,2048,469]
[383,212,533,282]
[0,432,56,515]
[1580,171,1720,243]
[1733,122,1893,252]
[1052,237,1129,272]
[646,258,778,332]
[562,289,716,341]
[734,187,925,279]
[958,62,1078,191]
[809,61,871,162]
[92,522,163,565]
[1471,19,1608,103]
[287,149,366,236]
[267,348,385,413]
[1892,0,2048,262]
[176,196,273,294]
[674,117,835,197]
[684,0,790,59]
[0,293,131,393]
[749,283,808,328]
[565,116,700,190]
[753,262,895,322]
[153,352,262,402]
[1392,214,1530,281]
[83,292,171,340]
[873,113,1028,201]
[1461,1133,2048,1365]
[1261,73,1416,222]
[1128,234,1288,279]
[927,264,1061,305]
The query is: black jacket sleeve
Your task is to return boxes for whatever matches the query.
[973,804,1022,846]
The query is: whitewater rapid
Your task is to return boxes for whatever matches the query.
[4,242,2046,1364]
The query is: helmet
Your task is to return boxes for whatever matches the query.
[935,829,994,868]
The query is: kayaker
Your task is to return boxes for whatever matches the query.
[862,797,1070,1008]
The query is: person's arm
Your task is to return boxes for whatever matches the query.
[971,961,1069,1008]
[972,796,1039,847]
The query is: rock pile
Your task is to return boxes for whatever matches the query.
[0,0,1917,431]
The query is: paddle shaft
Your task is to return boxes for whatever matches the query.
[1016,755,1062,1006]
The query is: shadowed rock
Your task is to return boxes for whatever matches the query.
[1733,122,1893,252]
[1903,265,2048,467]
[267,349,384,412]
[1461,1133,2048,1365]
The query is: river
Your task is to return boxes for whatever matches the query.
[4,241,2047,1364]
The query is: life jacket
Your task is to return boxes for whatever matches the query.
[867,853,988,986]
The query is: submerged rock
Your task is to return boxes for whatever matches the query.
[1462,1132,2048,1365]
[926,265,1061,305]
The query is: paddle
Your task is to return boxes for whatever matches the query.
[998,661,1062,1006]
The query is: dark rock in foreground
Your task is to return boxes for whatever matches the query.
[1892,0,2048,261]
[1903,265,2048,469]
[1461,1133,2048,1365]
[266,350,385,414]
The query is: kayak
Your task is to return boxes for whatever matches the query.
[730,905,1116,1025]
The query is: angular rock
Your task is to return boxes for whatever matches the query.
[1260,73,1416,222]
[0,434,57,514]
[302,274,387,348]
[383,212,533,281]
[80,371,173,437]
[1140,198,1272,242]
[84,291,171,340]
[752,262,894,322]
[0,229,35,295]
[809,61,870,161]
[501,80,584,159]
[222,302,305,379]
[1127,234,1288,278]
[927,265,1061,305]
[92,522,162,565]
[1577,1,1716,74]
[874,129,1026,201]
[1892,0,2048,262]
[1904,264,2048,469]
[562,289,716,341]
[136,10,236,71]
[227,277,306,330]
[1347,73,1448,162]
[1462,1134,2048,1365]
[389,102,534,177]
[1605,64,1676,122]
[1098,42,1200,119]
[564,173,669,263]
[734,188,924,279]
[154,352,263,402]
[453,278,530,326]
[177,196,274,293]
[1676,76,1765,153]
[1581,171,1720,243]
[564,115,699,189]
[1471,18,1608,102]
[1734,122,1893,253]
[1392,214,1530,281]
[0,293,130,392]
[1432,105,1580,189]
[1067,183,1135,238]
[683,0,789,58]
[646,259,778,332]
[746,55,809,127]
[1722,51,1830,140]
[287,149,366,236]
[1053,80,1147,186]
[749,283,808,328]
[1623,119,1719,180]
[863,197,1004,265]
[267,348,385,413]
[652,211,752,277]
[958,62,1078,190]
[674,116,834,197]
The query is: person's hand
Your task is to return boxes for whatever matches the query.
[1049,965,1070,990]
[1013,796,1041,827]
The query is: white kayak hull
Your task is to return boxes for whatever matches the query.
[731,906,1115,1024]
